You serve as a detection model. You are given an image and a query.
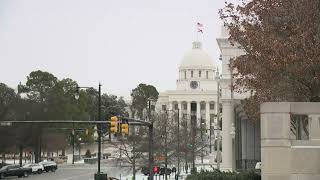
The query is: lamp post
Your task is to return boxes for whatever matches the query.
[75,83,107,180]
[177,108,180,178]
[78,137,82,161]
[148,99,154,180]
[215,71,221,170]
[230,123,235,170]
[214,122,222,170]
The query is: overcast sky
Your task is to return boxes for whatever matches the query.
[0,0,227,99]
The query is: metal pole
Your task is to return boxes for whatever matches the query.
[120,146,122,180]
[72,132,74,164]
[165,112,168,180]
[191,116,195,173]
[177,108,180,177]
[216,76,221,170]
[148,100,154,180]
[217,130,221,170]
[210,116,212,153]
[72,123,74,165]
[98,83,102,174]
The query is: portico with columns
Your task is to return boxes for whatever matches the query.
[156,40,220,165]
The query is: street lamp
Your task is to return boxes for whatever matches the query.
[214,122,222,170]
[78,137,82,161]
[75,83,107,180]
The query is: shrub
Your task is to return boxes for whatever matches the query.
[186,169,260,180]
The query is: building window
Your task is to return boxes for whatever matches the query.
[206,71,208,79]
[210,103,215,110]
[162,105,167,111]
[290,114,309,140]
[174,104,179,110]
[200,103,205,110]
[184,71,186,79]
[199,71,201,77]
[191,71,193,78]
[183,114,188,120]
[183,103,187,110]
[210,114,215,122]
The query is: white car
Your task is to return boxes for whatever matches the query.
[23,163,44,174]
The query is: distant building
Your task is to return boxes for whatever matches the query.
[155,27,261,171]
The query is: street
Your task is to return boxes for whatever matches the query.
[4,164,185,180]
[6,164,132,180]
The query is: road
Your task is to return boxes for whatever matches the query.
[5,163,187,180]
[6,164,134,180]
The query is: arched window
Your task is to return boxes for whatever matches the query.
[199,71,201,77]
[191,71,193,78]
[206,71,208,79]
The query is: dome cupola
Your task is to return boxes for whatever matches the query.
[179,41,215,70]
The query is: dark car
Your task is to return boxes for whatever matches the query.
[39,161,57,172]
[0,165,32,179]
[0,163,9,169]
[141,166,149,175]
[159,167,172,175]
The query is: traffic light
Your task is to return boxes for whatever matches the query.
[153,166,159,174]
[121,123,129,135]
[110,116,118,133]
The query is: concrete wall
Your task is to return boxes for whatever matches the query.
[261,102,320,180]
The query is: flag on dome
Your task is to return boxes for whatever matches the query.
[197,22,204,33]
[198,28,203,33]
[197,22,203,27]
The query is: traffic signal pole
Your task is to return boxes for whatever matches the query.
[148,100,154,180]
[97,83,102,175]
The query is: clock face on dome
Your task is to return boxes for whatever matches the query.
[190,81,198,89]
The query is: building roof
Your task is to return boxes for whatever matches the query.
[179,41,215,70]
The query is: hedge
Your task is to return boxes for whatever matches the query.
[186,169,261,180]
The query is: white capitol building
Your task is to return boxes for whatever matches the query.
[156,27,261,171]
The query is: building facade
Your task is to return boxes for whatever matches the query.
[156,27,261,171]
[217,27,261,170]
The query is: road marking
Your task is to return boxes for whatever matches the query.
[59,172,94,180]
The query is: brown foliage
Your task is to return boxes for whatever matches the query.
[220,0,320,120]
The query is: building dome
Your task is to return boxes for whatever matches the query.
[179,41,215,69]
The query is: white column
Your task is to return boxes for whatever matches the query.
[178,102,182,120]
[187,102,191,126]
[197,101,201,127]
[206,101,210,130]
[169,102,173,111]
[221,100,234,171]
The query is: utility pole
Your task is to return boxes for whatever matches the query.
[148,100,154,180]
[177,108,180,177]
[191,115,196,173]
[164,112,168,180]
[97,83,102,174]
[216,75,221,170]
[72,123,75,165]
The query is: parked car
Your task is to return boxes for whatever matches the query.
[159,167,172,175]
[23,163,44,174]
[0,164,32,179]
[39,161,57,172]
[141,166,149,175]
[0,163,10,169]
[108,177,119,180]
[255,162,261,175]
